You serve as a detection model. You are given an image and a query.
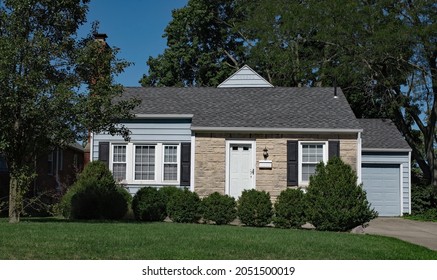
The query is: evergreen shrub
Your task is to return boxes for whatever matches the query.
[167,189,201,223]
[132,187,167,222]
[201,192,237,225]
[273,188,306,229]
[237,189,273,227]
[61,161,130,220]
[305,157,378,231]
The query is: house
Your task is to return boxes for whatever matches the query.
[91,65,411,216]
[0,144,84,210]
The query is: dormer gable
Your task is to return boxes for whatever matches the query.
[217,65,273,88]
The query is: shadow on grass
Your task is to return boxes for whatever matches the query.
[10,216,141,224]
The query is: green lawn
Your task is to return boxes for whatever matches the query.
[0,218,436,260]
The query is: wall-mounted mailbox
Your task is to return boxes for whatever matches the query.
[259,160,272,169]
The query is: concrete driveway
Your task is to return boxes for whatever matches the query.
[364,218,437,251]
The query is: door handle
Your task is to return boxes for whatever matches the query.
[250,169,254,175]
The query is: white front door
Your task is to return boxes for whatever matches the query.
[228,143,255,199]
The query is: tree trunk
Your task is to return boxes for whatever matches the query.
[8,176,20,223]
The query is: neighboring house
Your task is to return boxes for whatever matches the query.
[0,143,84,201]
[91,65,411,216]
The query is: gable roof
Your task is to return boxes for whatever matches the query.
[217,65,274,88]
[122,87,361,132]
[358,119,411,151]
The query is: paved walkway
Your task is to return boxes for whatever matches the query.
[364,218,437,251]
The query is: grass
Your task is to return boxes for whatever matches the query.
[404,214,437,223]
[0,218,436,260]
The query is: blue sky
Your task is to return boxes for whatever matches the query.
[78,0,188,86]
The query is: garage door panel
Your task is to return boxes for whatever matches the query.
[362,164,400,216]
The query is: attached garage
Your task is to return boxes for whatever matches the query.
[359,119,411,217]
[362,164,401,216]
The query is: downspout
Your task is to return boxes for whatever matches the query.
[357,132,362,184]
[55,148,61,192]
[408,150,412,214]
[190,132,195,192]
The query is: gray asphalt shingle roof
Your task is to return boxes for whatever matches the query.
[122,87,361,131]
[358,119,411,151]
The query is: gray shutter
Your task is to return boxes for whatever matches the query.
[287,140,298,186]
[180,143,191,186]
[328,140,340,160]
[99,142,110,168]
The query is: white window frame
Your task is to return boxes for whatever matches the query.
[298,141,328,186]
[111,144,128,182]
[133,144,157,182]
[162,144,180,183]
[109,142,180,185]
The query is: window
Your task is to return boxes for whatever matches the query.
[109,143,181,184]
[112,145,127,181]
[48,151,54,175]
[163,145,178,181]
[58,149,63,171]
[135,145,155,180]
[299,142,327,184]
[0,155,8,172]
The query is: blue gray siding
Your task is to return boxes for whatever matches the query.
[92,120,192,195]
[92,121,192,161]
[361,152,410,214]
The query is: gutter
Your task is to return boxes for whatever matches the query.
[191,126,363,134]
[362,148,412,152]
[135,114,194,119]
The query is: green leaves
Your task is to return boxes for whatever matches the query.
[0,0,138,222]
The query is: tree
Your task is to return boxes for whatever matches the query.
[0,0,138,223]
[140,0,247,87]
[143,0,437,186]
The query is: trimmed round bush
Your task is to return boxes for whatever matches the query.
[305,157,378,231]
[159,186,184,216]
[62,161,130,220]
[167,189,201,223]
[273,188,306,229]
[237,189,273,227]
[132,187,167,222]
[201,192,237,225]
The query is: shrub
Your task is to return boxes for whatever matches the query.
[132,187,167,222]
[159,186,184,216]
[411,184,437,214]
[167,189,201,223]
[201,192,237,225]
[237,189,273,227]
[62,161,130,220]
[305,157,378,231]
[273,188,306,229]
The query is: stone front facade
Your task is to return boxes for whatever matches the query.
[194,133,358,200]
[194,134,226,197]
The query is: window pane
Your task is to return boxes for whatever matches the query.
[135,145,155,180]
[112,145,127,181]
[164,146,177,163]
[113,145,126,162]
[302,163,316,181]
[113,163,126,181]
[164,163,177,181]
[303,144,324,163]
[163,145,178,181]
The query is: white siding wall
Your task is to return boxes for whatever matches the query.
[218,65,273,88]
[361,152,410,214]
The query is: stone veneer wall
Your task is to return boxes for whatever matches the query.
[194,133,358,200]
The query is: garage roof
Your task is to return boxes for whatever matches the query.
[359,119,411,151]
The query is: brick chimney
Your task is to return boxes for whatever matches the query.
[83,33,109,167]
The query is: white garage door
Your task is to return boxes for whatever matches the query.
[362,164,400,216]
